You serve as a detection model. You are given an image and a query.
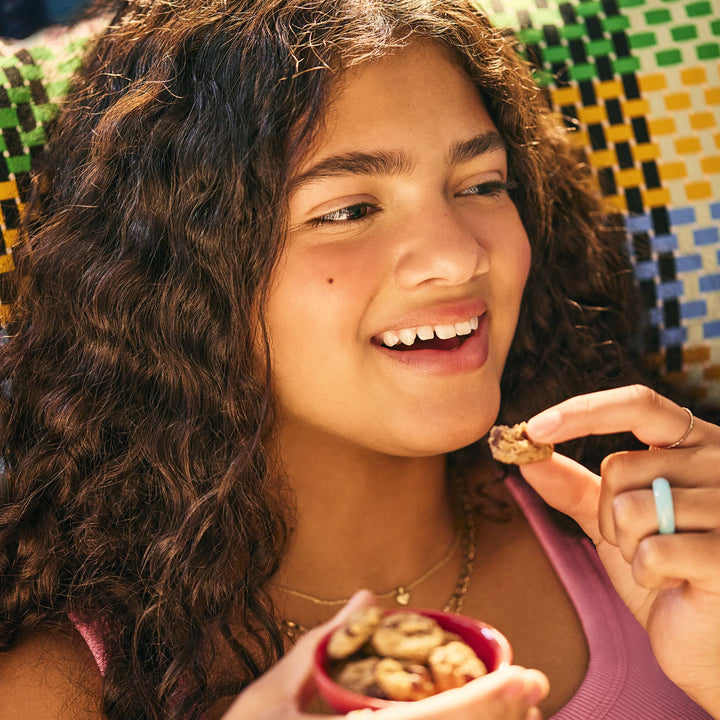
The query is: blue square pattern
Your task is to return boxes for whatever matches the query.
[652,233,678,252]
[669,207,697,226]
[635,259,659,279]
[662,326,688,345]
[704,320,720,340]
[699,274,720,293]
[658,280,685,299]
[681,299,708,320]
[626,213,652,233]
[695,227,720,246]
[675,254,703,272]
[711,202,720,220]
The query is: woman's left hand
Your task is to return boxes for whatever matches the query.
[519,384,720,718]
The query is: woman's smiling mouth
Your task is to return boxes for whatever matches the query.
[370,312,490,375]
[373,315,480,350]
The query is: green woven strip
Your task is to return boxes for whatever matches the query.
[629,30,657,48]
[18,64,42,82]
[20,126,47,147]
[686,1,713,17]
[0,108,19,129]
[613,55,642,73]
[603,15,631,32]
[671,23,698,40]
[44,79,72,101]
[560,23,587,40]
[586,38,614,56]
[645,8,673,23]
[574,1,603,17]
[569,63,598,81]
[32,102,59,123]
[6,156,30,174]
[517,27,544,43]
[697,42,720,59]
[656,47,684,64]
[544,45,571,62]
[6,86,31,104]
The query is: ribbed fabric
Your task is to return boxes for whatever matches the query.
[506,474,712,719]
[72,614,108,675]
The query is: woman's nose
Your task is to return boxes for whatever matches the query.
[393,204,490,289]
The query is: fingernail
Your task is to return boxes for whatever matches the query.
[526,409,561,440]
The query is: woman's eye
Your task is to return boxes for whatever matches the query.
[458,180,515,198]
[312,203,377,226]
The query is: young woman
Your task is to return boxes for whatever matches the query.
[0,2,717,719]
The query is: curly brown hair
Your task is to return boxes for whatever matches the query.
[0,0,640,718]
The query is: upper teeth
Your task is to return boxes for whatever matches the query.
[381,316,479,348]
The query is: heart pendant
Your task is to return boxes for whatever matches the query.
[394,587,410,606]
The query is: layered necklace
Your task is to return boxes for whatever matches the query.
[273,475,477,643]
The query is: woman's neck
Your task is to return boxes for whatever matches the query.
[270,428,460,617]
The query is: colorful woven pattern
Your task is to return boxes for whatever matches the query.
[478,0,720,406]
[0,29,88,322]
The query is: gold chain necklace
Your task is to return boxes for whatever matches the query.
[279,475,476,642]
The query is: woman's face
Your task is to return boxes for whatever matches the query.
[265,40,531,457]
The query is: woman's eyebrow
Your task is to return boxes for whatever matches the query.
[289,130,506,192]
[289,150,412,192]
[447,131,506,166]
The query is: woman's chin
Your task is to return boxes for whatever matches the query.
[387,426,494,459]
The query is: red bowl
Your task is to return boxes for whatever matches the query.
[313,609,513,714]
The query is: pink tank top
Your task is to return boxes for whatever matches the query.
[74,477,713,718]
[505,474,712,719]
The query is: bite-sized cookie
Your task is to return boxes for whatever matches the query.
[374,657,436,701]
[427,640,487,691]
[371,611,445,663]
[327,606,383,660]
[488,422,553,465]
[333,656,385,697]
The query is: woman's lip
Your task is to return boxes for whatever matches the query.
[371,314,490,375]
[372,300,488,337]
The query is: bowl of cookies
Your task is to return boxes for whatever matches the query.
[313,607,512,713]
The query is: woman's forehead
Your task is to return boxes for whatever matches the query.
[292,40,492,173]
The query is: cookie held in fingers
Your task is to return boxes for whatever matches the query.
[488,422,553,465]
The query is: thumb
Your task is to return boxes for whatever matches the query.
[294,590,377,707]
[223,591,377,720]
[519,453,602,543]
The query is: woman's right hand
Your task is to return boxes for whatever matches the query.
[223,591,549,720]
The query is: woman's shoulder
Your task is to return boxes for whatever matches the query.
[0,625,104,719]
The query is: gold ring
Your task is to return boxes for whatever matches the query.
[650,406,694,450]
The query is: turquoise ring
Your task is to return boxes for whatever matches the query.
[652,477,676,535]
